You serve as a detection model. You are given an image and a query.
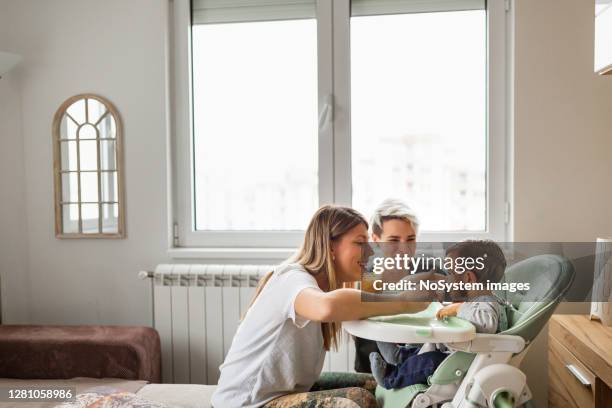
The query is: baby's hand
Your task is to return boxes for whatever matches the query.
[436,303,462,319]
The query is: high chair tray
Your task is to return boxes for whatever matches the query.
[343,302,476,343]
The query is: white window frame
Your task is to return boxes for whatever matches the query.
[168,0,511,257]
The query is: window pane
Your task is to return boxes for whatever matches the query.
[80,172,99,203]
[350,10,486,231]
[102,203,118,233]
[78,123,97,140]
[100,140,116,170]
[66,99,86,124]
[81,203,99,232]
[97,113,116,139]
[192,20,318,231]
[60,141,78,171]
[61,172,79,202]
[101,171,118,202]
[79,140,98,171]
[60,114,77,139]
[87,98,107,125]
[62,204,79,233]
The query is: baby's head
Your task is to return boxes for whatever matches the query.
[445,240,506,300]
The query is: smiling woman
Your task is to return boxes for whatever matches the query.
[210,205,430,408]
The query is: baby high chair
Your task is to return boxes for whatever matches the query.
[344,254,575,408]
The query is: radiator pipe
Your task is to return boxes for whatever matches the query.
[138,270,154,279]
[138,270,155,328]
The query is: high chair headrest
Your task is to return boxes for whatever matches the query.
[495,254,575,343]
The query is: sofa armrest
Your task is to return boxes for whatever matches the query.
[0,325,161,383]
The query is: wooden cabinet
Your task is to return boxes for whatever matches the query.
[548,315,612,408]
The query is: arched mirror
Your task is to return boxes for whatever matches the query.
[52,94,125,238]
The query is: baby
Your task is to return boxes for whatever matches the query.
[369,240,509,390]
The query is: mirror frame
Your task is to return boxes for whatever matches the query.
[52,93,126,238]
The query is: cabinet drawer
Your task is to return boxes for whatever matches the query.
[549,336,597,408]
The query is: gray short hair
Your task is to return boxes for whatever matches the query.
[370,198,420,237]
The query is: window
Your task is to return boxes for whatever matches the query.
[351,10,486,231]
[172,0,509,250]
[53,94,124,238]
[192,20,318,231]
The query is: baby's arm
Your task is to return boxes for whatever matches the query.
[436,302,463,319]
[456,302,499,334]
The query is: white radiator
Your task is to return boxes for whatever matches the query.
[150,264,355,385]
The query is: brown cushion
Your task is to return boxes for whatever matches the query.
[0,325,161,383]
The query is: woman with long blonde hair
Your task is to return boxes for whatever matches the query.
[211,205,429,408]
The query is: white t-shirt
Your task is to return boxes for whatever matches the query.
[211,263,326,408]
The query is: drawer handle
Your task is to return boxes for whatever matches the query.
[565,364,592,388]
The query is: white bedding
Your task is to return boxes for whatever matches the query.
[0,378,216,408]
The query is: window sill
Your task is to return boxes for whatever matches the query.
[167,247,296,261]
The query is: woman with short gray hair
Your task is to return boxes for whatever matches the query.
[370,198,420,240]
[355,198,420,373]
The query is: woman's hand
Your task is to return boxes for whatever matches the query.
[436,302,462,319]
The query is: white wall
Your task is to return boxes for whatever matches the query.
[0,31,30,323]
[514,0,612,241]
[0,0,171,325]
[513,0,612,405]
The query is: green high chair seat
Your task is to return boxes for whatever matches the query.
[496,254,575,342]
[374,254,575,408]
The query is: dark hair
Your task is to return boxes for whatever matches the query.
[446,239,506,283]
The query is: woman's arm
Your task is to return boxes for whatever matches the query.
[295,288,431,322]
